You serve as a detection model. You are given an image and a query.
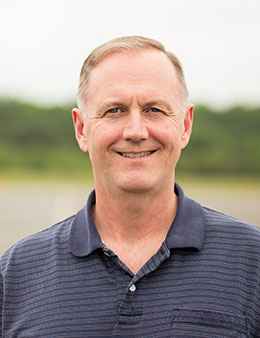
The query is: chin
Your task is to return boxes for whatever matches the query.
[116,177,157,194]
[120,186,153,194]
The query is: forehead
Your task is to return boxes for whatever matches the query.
[84,50,182,108]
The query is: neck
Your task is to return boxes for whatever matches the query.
[92,182,178,245]
[92,181,178,274]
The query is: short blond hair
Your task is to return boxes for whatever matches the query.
[77,36,189,109]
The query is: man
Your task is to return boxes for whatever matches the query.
[1,36,260,337]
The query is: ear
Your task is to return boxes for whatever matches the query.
[72,108,89,152]
[181,104,194,149]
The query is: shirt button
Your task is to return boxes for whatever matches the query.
[129,284,136,292]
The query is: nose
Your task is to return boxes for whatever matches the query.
[123,110,148,142]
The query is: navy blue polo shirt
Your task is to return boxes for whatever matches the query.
[1,183,260,337]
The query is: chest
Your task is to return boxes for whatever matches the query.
[2,250,253,337]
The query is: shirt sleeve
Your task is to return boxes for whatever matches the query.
[0,267,3,338]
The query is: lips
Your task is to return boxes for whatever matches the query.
[117,150,156,158]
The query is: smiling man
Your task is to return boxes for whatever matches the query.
[72,45,193,274]
[1,36,260,337]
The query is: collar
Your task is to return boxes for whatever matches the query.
[165,183,205,250]
[69,183,205,257]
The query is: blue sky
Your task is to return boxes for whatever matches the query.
[1,0,259,107]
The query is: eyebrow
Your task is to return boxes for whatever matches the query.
[96,101,128,115]
[96,99,174,115]
[143,100,173,112]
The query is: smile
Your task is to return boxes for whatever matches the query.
[118,151,156,158]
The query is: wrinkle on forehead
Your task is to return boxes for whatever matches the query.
[84,50,184,114]
[87,88,182,118]
[88,50,179,90]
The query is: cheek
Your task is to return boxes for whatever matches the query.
[86,123,121,156]
[154,121,182,147]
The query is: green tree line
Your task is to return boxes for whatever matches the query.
[0,98,259,176]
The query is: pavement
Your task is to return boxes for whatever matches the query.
[1,179,259,256]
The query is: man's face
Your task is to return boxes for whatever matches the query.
[73,49,193,194]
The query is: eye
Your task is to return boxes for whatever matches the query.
[145,107,164,114]
[150,107,161,113]
[106,107,119,114]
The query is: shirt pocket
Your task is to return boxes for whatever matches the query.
[171,309,249,338]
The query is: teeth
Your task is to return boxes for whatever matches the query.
[120,151,153,158]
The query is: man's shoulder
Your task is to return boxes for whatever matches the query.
[202,205,259,231]
[0,214,75,271]
[202,205,260,247]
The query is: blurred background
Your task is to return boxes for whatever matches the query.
[1,0,259,255]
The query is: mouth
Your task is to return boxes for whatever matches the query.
[117,150,156,158]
